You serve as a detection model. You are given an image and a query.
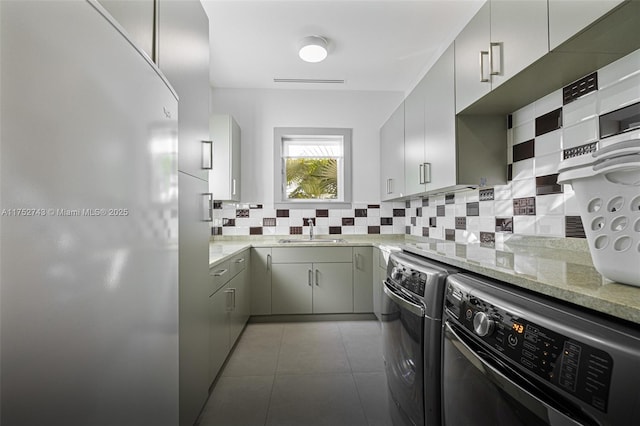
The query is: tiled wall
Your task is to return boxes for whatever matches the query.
[212,49,640,241]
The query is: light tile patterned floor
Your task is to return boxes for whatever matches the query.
[197,320,392,426]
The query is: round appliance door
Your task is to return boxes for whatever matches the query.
[381,280,425,426]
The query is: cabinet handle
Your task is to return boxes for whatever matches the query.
[355,253,361,270]
[267,254,271,271]
[422,163,431,184]
[202,140,213,169]
[225,289,234,311]
[308,269,313,286]
[235,258,245,264]
[386,178,393,195]
[490,42,502,76]
[213,268,228,277]
[202,193,213,222]
[232,179,237,196]
[479,50,490,82]
[232,288,236,309]
[315,269,319,286]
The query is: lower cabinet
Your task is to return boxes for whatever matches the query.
[250,247,272,315]
[373,246,394,321]
[353,247,373,313]
[208,249,250,384]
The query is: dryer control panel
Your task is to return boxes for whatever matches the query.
[445,283,614,413]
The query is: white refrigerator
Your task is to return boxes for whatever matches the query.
[1,1,179,424]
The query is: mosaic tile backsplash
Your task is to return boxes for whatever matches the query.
[211,49,640,242]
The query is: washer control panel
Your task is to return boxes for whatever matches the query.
[445,284,614,413]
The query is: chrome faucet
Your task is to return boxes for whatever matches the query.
[307,218,314,240]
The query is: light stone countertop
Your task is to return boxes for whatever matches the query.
[209,235,640,324]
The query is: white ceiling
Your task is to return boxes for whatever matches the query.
[201,0,485,94]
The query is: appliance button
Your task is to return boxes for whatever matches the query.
[473,312,495,337]
[465,309,473,320]
[508,334,518,346]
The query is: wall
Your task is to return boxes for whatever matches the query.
[211,49,639,239]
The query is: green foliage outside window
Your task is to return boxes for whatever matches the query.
[285,158,338,199]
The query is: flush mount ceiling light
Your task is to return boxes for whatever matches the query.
[298,36,328,63]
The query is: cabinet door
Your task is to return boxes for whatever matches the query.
[251,248,272,315]
[157,0,210,180]
[272,263,313,314]
[404,79,427,196]
[97,0,154,60]
[380,103,406,201]
[210,115,241,201]
[424,43,457,192]
[229,269,247,346]
[312,263,353,314]
[490,0,548,89]
[231,118,241,201]
[353,247,373,313]
[455,1,490,113]
[209,286,231,384]
[372,249,382,321]
[549,0,624,51]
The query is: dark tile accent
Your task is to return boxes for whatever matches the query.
[535,107,562,136]
[416,207,422,217]
[480,231,495,247]
[315,209,329,217]
[303,218,316,226]
[368,226,380,234]
[479,188,494,201]
[513,139,535,162]
[565,216,586,238]
[445,193,455,204]
[437,205,445,217]
[536,174,563,196]
[289,226,303,235]
[563,72,597,105]
[381,217,393,226]
[263,218,276,227]
[507,114,513,129]
[405,201,411,208]
[429,217,437,227]
[355,209,367,217]
[223,218,235,227]
[405,226,411,235]
[513,197,536,215]
[495,217,513,233]
[367,204,380,209]
[563,142,598,159]
[455,217,467,230]
[455,244,467,259]
[422,197,429,207]
[422,227,429,237]
[342,217,355,226]
[249,204,263,209]
[507,164,513,181]
[211,227,222,236]
[236,209,249,218]
[329,226,342,234]
[250,227,263,235]
[466,202,480,216]
[411,217,417,226]
[276,209,289,218]
[445,229,455,241]
[393,209,405,217]
[213,201,223,209]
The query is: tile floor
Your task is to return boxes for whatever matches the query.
[197,320,392,426]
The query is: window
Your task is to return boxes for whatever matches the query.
[274,127,352,208]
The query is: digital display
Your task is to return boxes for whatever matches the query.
[512,322,524,334]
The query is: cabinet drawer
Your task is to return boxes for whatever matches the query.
[271,247,352,264]
[229,252,248,277]
[210,260,231,294]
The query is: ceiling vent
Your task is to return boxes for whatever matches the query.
[273,78,345,84]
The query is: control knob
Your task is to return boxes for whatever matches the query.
[473,312,495,337]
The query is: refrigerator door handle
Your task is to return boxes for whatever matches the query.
[202,193,213,222]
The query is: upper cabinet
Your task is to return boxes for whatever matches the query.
[403,76,427,196]
[549,0,625,51]
[210,115,241,201]
[380,103,405,201]
[455,0,549,113]
[97,0,155,60]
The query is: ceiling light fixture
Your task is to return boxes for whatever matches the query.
[298,36,328,63]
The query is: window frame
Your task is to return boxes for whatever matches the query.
[274,127,352,209]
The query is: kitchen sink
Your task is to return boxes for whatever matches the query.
[278,238,348,244]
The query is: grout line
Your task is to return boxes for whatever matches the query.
[263,323,286,426]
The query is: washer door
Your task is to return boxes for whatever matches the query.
[382,280,425,426]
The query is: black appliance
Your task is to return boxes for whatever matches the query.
[381,251,457,426]
[442,273,640,426]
